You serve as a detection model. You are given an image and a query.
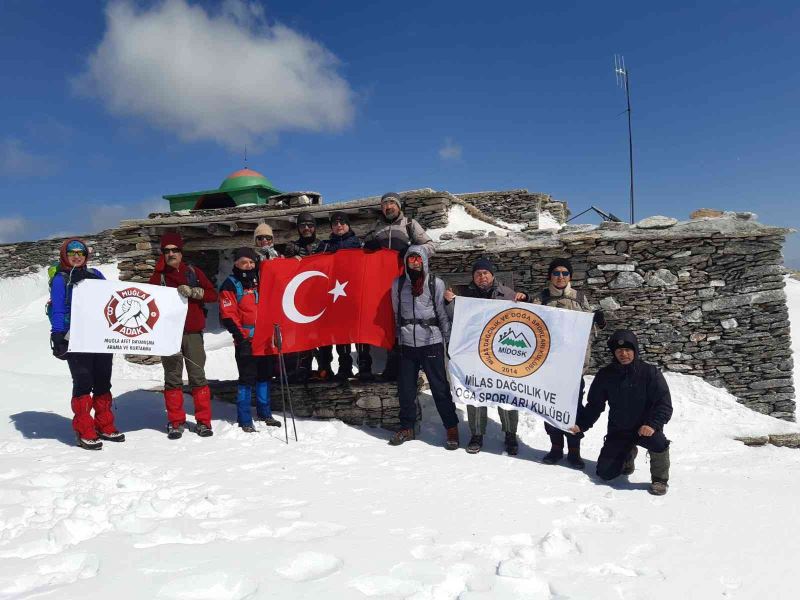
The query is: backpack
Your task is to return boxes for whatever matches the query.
[395,272,445,332]
[223,275,259,305]
[44,265,101,327]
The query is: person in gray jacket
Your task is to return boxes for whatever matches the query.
[444,258,528,455]
[388,245,460,450]
[364,192,436,381]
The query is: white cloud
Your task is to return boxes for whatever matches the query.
[88,198,166,231]
[0,139,58,177]
[438,138,462,161]
[0,217,28,243]
[75,0,355,148]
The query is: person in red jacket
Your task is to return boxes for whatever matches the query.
[219,247,282,432]
[149,232,218,439]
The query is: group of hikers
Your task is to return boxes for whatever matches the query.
[48,192,673,495]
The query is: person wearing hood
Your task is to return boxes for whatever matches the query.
[219,247,281,432]
[253,223,280,261]
[389,245,460,449]
[569,330,673,496]
[533,258,606,469]
[149,232,218,439]
[49,238,124,450]
[314,212,369,380]
[444,257,528,455]
[283,212,320,258]
[363,192,435,381]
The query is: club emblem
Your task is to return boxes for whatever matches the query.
[104,287,160,338]
[479,308,551,378]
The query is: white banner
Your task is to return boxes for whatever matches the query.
[447,297,593,431]
[69,280,188,356]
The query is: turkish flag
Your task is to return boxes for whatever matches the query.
[252,249,403,355]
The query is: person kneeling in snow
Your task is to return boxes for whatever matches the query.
[49,238,124,450]
[569,329,672,496]
[389,245,460,449]
[219,248,282,432]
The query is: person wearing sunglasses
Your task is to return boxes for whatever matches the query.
[49,238,124,450]
[149,232,218,439]
[533,258,606,469]
[283,212,320,258]
[314,211,368,381]
[443,257,528,455]
[253,223,280,261]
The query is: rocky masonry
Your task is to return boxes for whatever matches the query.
[455,190,569,229]
[0,230,117,277]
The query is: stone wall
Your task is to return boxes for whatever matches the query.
[431,213,795,420]
[0,230,118,278]
[455,190,568,228]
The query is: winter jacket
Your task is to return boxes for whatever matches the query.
[363,213,435,257]
[219,268,259,344]
[149,258,217,334]
[50,267,105,333]
[444,279,523,321]
[391,245,450,347]
[283,236,319,258]
[578,330,673,434]
[314,230,362,254]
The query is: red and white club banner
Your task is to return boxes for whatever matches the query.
[69,280,188,355]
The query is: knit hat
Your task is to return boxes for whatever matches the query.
[66,240,88,253]
[254,223,273,240]
[234,247,258,262]
[160,231,184,250]
[472,257,496,275]
[548,257,573,276]
[607,329,640,356]
[380,192,402,209]
[329,211,350,225]
[296,212,316,227]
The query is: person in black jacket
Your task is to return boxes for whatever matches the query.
[314,212,368,380]
[570,329,672,496]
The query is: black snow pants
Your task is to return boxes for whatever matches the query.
[397,343,458,430]
[67,352,113,398]
[596,429,670,481]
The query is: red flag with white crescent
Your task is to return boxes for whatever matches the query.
[252,248,403,355]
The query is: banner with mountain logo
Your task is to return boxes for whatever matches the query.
[447,297,593,431]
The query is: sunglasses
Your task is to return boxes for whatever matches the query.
[331,219,347,225]
[66,250,87,257]
[298,223,315,229]
[551,270,571,277]
[162,247,182,255]
[255,235,273,242]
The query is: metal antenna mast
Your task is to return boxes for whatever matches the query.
[615,54,635,224]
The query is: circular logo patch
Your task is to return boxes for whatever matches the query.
[479,308,551,378]
[104,287,160,338]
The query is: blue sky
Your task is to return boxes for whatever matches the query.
[1,0,798,265]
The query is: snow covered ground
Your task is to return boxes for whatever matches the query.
[1,267,799,599]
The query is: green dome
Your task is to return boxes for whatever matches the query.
[219,168,274,191]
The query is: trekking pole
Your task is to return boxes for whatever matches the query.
[273,324,298,442]
[275,323,299,442]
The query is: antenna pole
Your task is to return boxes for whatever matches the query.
[615,55,635,224]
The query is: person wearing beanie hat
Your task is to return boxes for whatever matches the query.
[570,329,673,496]
[283,212,320,258]
[443,257,528,455]
[313,211,369,381]
[149,231,218,439]
[219,248,281,431]
[254,223,280,260]
[49,237,124,450]
[533,257,606,469]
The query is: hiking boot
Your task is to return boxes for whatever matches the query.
[445,426,459,451]
[357,370,375,382]
[542,447,564,465]
[258,415,282,428]
[504,433,519,456]
[466,434,483,454]
[622,447,638,475]
[240,424,257,433]
[77,435,103,451]
[195,423,214,437]
[566,449,585,470]
[167,422,185,440]
[334,369,353,382]
[648,481,669,496]
[98,430,126,442]
[388,428,415,446]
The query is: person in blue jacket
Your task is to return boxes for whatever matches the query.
[50,238,124,450]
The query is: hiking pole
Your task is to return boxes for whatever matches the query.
[273,324,298,442]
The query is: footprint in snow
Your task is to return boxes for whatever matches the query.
[275,551,343,582]
[578,503,614,523]
[155,571,258,600]
[537,528,580,557]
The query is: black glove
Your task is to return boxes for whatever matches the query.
[51,332,69,360]
[68,268,100,285]
[238,340,253,357]
[593,310,606,329]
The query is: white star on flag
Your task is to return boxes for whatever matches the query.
[328,280,348,303]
